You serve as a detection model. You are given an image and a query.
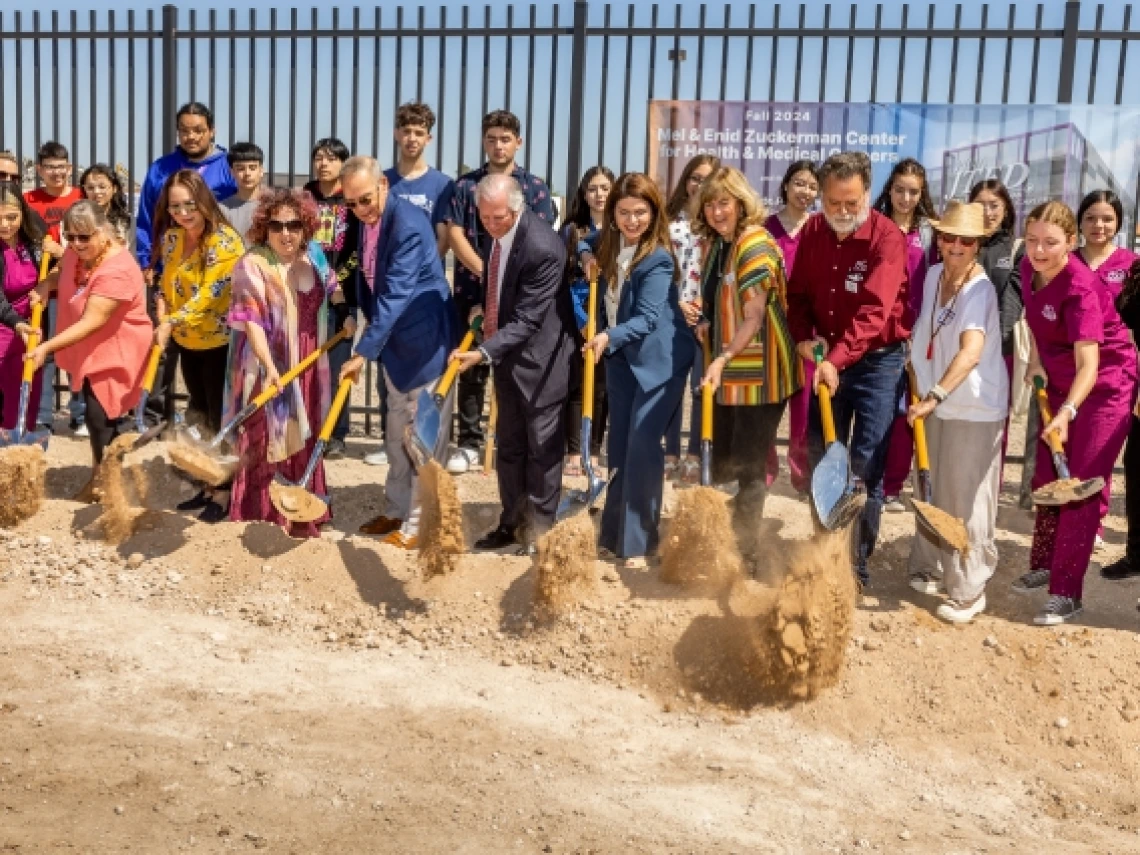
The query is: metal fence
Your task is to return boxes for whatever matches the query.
[1,0,1138,427]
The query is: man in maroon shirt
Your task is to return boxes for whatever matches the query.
[787,151,910,586]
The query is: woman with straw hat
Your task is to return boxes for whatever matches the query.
[907,200,1009,624]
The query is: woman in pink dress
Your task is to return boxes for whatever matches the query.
[763,159,819,494]
[0,184,47,431]
[27,201,152,466]
[225,188,354,538]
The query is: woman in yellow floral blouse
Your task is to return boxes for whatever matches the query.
[151,169,244,522]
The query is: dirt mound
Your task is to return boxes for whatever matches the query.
[911,499,970,555]
[736,529,857,702]
[0,445,47,527]
[167,440,233,487]
[533,513,597,618]
[418,460,465,579]
[95,434,147,544]
[659,486,742,591]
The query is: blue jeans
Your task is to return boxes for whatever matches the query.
[807,343,905,582]
[664,342,703,458]
[38,299,86,429]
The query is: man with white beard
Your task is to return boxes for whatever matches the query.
[787,151,910,587]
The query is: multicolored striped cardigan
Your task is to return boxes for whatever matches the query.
[707,225,804,406]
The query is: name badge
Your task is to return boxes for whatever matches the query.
[845,274,862,293]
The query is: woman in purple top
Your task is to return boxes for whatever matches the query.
[873,159,940,509]
[0,184,46,431]
[762,159,819,493]
[1073,189,1138,541]
[1012,201,1138,626]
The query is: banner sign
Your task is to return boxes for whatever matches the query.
[648,101,1140,241]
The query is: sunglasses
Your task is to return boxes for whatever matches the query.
[267,219,305,235]
[344,192,377,210]
[938,233,978,247]
[167,202,199,216]
[63,232,95,245]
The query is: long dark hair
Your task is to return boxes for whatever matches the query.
[0,181,46,250]
[873,157,936,226]
[665,154,720,220]
[1118,258,1140,319]
[563,166,615,281]
[1077,189,1124,240]
[151,169,232,256]
[79,164,131,237]
[596,173,674,286]
[968,178,1017,233]
[778,159,819,205]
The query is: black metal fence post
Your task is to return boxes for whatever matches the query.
[565,0,589,192]
[161,4,178,153]
[1056,0,1081,103]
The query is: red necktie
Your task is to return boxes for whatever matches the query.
[484,239,502,339]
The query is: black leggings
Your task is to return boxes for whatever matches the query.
[176,343,229,434]
[1125,415,1140,563]
[83,379,126,465]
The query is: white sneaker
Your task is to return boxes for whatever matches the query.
[363,450,388,466]
[909,572,943,596]
[884,496,907,513]
[936,593,986,624]
[73,423,89,438]
[446,448,479,475]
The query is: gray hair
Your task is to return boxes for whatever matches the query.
[340,155,383,183]
[474,174,525,212]
[818,151,873,191]
[62,200,114,240]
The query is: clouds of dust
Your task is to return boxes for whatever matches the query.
[659,487,742,593]
[533,513,597,619]
[95,434,146,545]
[0,445,47,527]
[418,460,465,579]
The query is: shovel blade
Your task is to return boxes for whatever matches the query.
[269,475,330,523]
[410,387,443,467]
[0,426,50,451]
[811,441,860,530]
[1032,476,1105,507]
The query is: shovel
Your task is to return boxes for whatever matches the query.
[269,375,354,524]
[407,316,482,468]
[699,335,715,487]
[167,327,350,485]
[1030,376,1103,506]
[0,256,52,451]
[130,344,167,449]
[810,344,864,530]
[557,273,607,519]
[905,365,970,553]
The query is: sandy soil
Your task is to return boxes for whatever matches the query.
[2,412,1140,853]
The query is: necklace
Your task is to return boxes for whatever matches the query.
[74,242,111,293]
[927,262,976,360]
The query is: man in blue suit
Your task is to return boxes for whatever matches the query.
[339,156,457,548]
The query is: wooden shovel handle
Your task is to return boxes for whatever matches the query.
[436,315,484,402]
[141,343,164,393]
[250,327,349,408]
[1033,376,1065,455]
[905,364,930,471]
[813,344,837,446]
[319,377,355,442]
[21,301,45,385]
[581,274,598,420]
[701,334,714,442]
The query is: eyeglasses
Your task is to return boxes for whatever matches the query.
[167,202,199,216]
[41,163,71,173]
[63,232,95,245]
[938,233,978,247]
[267,219,305,235]
[789,179,819,192]
[344,191,378,210]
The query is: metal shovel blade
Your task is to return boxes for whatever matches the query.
[1032,476,1105,507]
[407,387,441,470]
[811,441,863,530]
[556,417,607,519]
[0,425,50,451]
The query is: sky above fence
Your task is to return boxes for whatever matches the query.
[1,1,1134,198]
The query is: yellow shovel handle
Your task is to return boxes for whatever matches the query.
[701,333,714,441]
[436,316,484,401]
[141,343,164,393]
[813,344,837,446]
[319,377,355,442]
[1034,380,1065,455]
[582,274,598,420]
[21,302,44,385]
[905,364,930,472]
[250,327,349,408]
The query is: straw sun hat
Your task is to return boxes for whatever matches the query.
[929,200,988,238]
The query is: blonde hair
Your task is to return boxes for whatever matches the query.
[690,167,767,242]
[1025,201,1077,240]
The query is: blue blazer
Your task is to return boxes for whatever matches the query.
[583,241,695,392]
[353,194,457,393]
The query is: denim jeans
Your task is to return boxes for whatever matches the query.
[806,343,905,582]
[38,299,86,429]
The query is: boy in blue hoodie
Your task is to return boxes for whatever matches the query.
[135,102,237,269]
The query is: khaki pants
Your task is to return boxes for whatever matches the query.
[908,416,1004,602]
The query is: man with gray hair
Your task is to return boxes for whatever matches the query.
[338,155,457,549]
[786,151,910,587]
[451,172,573,553]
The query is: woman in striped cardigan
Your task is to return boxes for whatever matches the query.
[697,167,803,559]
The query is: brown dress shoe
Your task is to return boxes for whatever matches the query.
[359,514,403,536]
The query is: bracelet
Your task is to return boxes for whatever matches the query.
[929,384,948,403]
[1061,402,1078,420]
[719,350,733,362]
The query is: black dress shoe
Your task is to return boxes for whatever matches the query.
[198,500,228,524]
[1102,555,1140,581]
[177,490,209,512]
[474,526,517,551]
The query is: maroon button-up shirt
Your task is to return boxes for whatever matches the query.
[786,210,911,372]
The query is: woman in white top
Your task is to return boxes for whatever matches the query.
[907,201,1010,624]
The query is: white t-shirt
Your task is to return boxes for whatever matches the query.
[911,264,1009,423]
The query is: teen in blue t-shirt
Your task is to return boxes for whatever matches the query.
[385,102,454,256]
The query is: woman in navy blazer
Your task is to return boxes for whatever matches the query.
[583,173,695,567]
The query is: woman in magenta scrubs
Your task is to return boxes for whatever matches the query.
[1012,201,1137,625]
[763,159,819,493]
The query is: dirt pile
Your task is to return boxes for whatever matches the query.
[911,498,970,555]
[167,439,232,486]
[659,487,742,591]
[94,434,146,544]
[1032,476,1102,505]
[418,460,465,579]
[0,445,47,527]
[533,513,597,618]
